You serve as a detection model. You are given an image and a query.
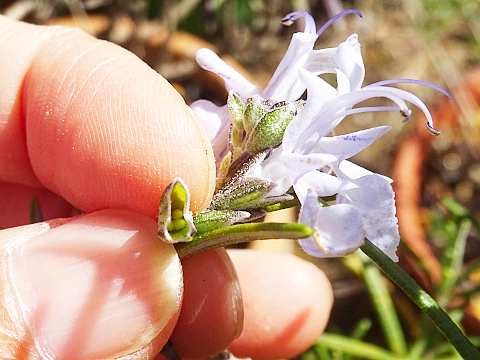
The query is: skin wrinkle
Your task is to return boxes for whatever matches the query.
[3,14,214,214]
[0,19,72,186]
[51,35,106,112]
[8,211,183,359]
[73,53,131,101]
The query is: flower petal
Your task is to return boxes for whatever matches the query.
[313,126,391,164]
[293,170,356,203]
[335,34,365,91]
[303,48,337,75]
[335,169,400,262]
[262,32,319,101]
[282,69,337,152]
[196,48,260,98]
[282,151,338,173]
[338,160,390,181]
[190,100,230,163]
[257,146,293,197]
[298,191,365,257]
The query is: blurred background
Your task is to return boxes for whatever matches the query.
[4,0,480,358]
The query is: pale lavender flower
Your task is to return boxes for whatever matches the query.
[191,10,362,165]
[266,62,447,260]
[296,161,400,261]
[256,29,447,261]
[191,10,450,261]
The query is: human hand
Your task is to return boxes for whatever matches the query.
[0,16,333,360]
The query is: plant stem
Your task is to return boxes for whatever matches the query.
[361,239,480,360]
[175,222,312,259]
[359,252,407,356]
[315,333,399,360]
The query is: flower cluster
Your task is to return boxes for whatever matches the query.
[159,10,449,262]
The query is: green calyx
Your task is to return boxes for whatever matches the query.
[245,101,297,154]
[227,91,244,128]
[243,95,265,133]
[194,209,253,233]
[225,90,303,162]
[158,178,196,244]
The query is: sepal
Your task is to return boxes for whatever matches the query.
[245,101,298,154]
[243,95,265,134]
[194,209,264,233]
[158,178,196,243]
[210,177,275,210]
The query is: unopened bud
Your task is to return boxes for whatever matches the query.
[194,210,252,233]
[245,101,297,154]
[243,95,265,134]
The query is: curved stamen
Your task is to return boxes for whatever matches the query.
[427,123,441,135]
[335,106,403,117]
[293,90,410,149]
[281,11,317,34]
[366,79,452,98]
[297,106,402,151]
[316,9,363,37]
[318,89,410,130]
[365,85,440,134]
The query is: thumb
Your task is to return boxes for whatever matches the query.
[0,15,215,218]
[0,209,182,359]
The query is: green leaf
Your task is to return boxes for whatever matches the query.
[359,251,407,356]
[361,239,480,360]
[315,333,399,360]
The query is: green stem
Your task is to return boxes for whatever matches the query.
[361,239,480,360]
[175,222,312,259]
[359,252,407,356]
[315,333,399,360]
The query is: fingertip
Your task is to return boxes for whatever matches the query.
[170,248,244,358]
[2,209,182,359]
[0,16,215,217]
[24,30,215,217]
[227,250,333,360]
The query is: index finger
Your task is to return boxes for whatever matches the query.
[0,16,215,218]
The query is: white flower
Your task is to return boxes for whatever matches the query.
[270,63,445,261]
[191,10,362,165]
[296,161,400,261]
[257,32,447,262]
[191,10,450,262]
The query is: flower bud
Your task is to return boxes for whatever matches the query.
[193,210,252,233]
[211,177,275,210]
[245,101,297,154]
[243,95,265,134]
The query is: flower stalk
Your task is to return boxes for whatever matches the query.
[175,222,312,259]
[361,239,480,360]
